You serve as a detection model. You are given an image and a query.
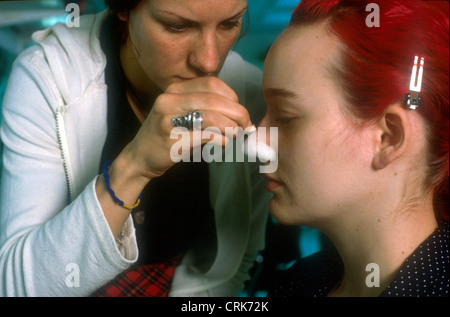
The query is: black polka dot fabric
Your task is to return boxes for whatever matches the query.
[268,222,449,297]
[381,223,449,297]
[267,248,343,297]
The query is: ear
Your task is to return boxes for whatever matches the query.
[372,104,411,170]
[117,12,129,22]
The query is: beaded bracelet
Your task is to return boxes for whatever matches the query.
[103,160,143,210]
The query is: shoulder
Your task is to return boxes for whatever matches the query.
[26,11,108,104]
[382,222,449,297]
[2,44,62,120]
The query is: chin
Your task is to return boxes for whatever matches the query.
[269,197,322,227]
[269,198,298,225]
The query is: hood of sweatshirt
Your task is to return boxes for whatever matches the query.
[31,11,108,106]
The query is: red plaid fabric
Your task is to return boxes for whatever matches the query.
[90,255,182,297]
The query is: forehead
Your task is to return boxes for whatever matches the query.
[147,0,248,20]
[263,23,340,93]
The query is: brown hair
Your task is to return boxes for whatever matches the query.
[104,0,141,45]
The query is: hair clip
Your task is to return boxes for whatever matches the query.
[406,56,425,110]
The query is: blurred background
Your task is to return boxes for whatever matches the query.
[0,0,327,296]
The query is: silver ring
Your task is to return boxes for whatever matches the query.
[171,110,203,130]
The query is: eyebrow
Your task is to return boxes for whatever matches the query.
[263,88,304,101]
[226,6,249,20]
[156,6,248,24]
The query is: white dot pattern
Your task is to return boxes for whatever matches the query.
[269,222,449,297]
[381,223,449,297]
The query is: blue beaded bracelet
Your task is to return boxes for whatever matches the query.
[103,160,143,210]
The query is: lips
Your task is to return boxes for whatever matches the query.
[175,76,195,81]
[175,73,219,81]
[263,174,283,192]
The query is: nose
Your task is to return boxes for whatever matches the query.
[189,31,220,75]
[245,122,277,163]
[258,115,269,129]
[256,115,273,148]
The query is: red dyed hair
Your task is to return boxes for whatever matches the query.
[290,0,449,221]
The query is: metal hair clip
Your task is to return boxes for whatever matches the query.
[406,56,425,110]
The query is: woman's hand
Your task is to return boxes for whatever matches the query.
[96,76,251,237]
[124,76,252,181]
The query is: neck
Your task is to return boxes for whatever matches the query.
[119,38,161,111]
[322,195,437,297]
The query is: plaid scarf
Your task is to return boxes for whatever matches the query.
[90,254,182,297]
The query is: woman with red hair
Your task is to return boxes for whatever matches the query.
[261,0,448,296]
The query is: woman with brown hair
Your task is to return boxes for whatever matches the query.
[0,0,270,296]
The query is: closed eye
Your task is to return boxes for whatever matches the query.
[275,117,294,124]
[220,20,241,30]
[161,21,192,33]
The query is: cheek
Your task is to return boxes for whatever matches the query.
[279,125,361,214]
[132,29,188,90]
[129,15,185,68]
[277,125,326,171]
[218,31,241,54]
[136,28,181,66]
[303,130,370,209]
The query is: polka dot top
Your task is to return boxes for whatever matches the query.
[380,223,449,297]
[268,222,449,297]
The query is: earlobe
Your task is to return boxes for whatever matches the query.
[117,12,129,22]
[372,104,410,170]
